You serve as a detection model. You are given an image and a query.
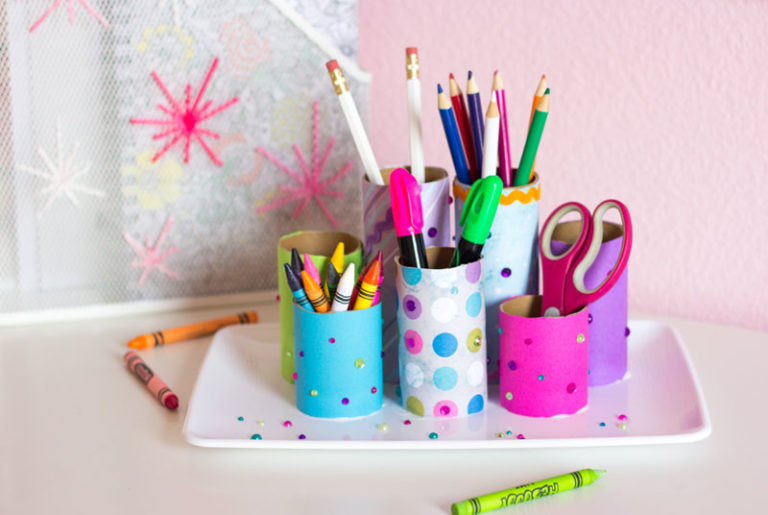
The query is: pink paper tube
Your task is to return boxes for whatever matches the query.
[551,221,628,386]
[499,295,588,417]
[363,166,452,383]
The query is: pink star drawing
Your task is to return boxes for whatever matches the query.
[124,216,179,286]
[30,0,109,33]
[130,58,239,166]
[256,100,352,228]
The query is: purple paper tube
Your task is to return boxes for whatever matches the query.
[551,221,628,386]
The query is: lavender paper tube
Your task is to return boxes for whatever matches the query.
[552,221,628,386]
[363,166,451,383]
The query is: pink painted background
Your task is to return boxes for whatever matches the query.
[358,0,768,332]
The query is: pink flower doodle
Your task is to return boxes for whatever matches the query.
[124,216,179,285]
[29,0,108,33]
[256,101,352,228]
[130,58,239,166]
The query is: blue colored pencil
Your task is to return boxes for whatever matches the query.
[437,84,471,184]
[466,71,484,183]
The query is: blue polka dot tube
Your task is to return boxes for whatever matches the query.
[395,247,487,418]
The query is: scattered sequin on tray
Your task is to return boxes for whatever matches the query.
[298,434,306,440]
[516,434,525,439]
[257,420,265,426]
[599,422,606,427]
[237,416,244,421]
[429,432,438,439]
[283,420,292,428]
[618,414,628,422]
[403,420,412,425]
[250,434,262,440]
[378,423,388,432]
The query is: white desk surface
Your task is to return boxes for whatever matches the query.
[1,298,766,514]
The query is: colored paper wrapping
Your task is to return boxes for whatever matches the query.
[363,167,452,383]
[552,221,629,386]
[395,247,487,418]
[499,295,589,417]
[453,173,540,382]
[293,302,383,418]
[277,230,362,382]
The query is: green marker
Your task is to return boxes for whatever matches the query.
[451,176,503,267]
[514,90,550,186]
[451,468,605,515]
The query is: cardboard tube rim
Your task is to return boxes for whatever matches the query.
[279,230,361,257]
[500,294,588,319]
[365,166,448,186]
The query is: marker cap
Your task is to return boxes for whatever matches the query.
[458,176,503,245]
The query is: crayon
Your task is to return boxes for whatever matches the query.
[331,262,356,312]
[370,250,384,306]
[302,270,331,313]
[303,253,321,284]
[126,311,259,348]
[290,248,303,276]
[284,263,313,311]
[348,257,373,308]
[124,351,179,410]
[324,241,345,301]
[451,468,605,515]
[353,259,381,311]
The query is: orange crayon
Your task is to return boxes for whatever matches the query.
[124,351,179,410]
[127,311,259,349]
[353,259,381,311]
[302,270,331,313]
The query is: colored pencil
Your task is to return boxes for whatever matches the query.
[492,71,513,187]
[437,84,471,184]
[449,73,477,177]
[406,48,426,184]
[528,74,547,181]
[481,97,500,179]
[514,91,549,186]
[331,262,355,312]
[466,71,484,182]
[326,60,384,185]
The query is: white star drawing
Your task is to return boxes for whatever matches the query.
[18,121,106,219]
[157,0,195,27]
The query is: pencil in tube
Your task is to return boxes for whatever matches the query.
[405,48,425,183]
[466,71,484,180]
[438,84,471,184]
[492,70,513,187]
[528,74,547,181]
[449,73,477,179]
[326,60,384,185]
[514,91,549,186]
[481,97,500,179]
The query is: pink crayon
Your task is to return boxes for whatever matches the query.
[371,250,384,305]
[124,351,179,410]
[303,253,321,285]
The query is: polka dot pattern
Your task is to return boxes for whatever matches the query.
[465,292,482,317]
[403,329,423,354]
[406,396,425,417]
[432,333,458,357]
[433,367,458,391]
[433,400,458,418]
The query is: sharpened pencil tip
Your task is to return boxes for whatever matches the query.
[437,83,443,93]
[545,88,550,94]
[468,70,473,79]
[449,72,455,79]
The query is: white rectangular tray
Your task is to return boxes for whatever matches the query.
[183,320,711,449]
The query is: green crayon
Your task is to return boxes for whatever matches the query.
[451,468,605,515]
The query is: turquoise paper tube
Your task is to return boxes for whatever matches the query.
[293,302,383,418]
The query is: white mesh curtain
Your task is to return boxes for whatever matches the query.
[0,0,368,319]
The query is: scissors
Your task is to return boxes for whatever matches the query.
[539,199,633,317]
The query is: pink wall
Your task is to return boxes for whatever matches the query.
[358,0,768,332]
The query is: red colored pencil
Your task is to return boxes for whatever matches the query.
[492,70,513,187]
[448,73,476,179]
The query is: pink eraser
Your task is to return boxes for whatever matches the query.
[406,47,418,55]
[326,60,340,72]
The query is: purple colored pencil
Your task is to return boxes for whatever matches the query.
[466,71,484,183]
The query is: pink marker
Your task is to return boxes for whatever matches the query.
[303,253,321,284]
[389,168,428,269]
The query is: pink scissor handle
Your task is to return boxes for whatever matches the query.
[563,199,633,315]
[539,202,592,317]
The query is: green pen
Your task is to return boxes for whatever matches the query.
[451,468,606,515]
[451,176,503,267]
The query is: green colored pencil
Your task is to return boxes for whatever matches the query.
[514,91,549,186]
